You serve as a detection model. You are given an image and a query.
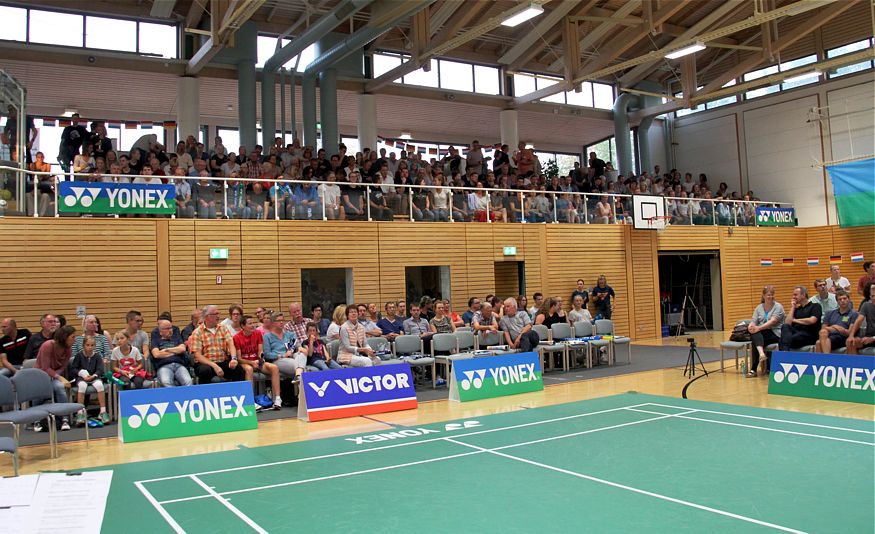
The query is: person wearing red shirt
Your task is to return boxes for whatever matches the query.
[233,315,281,410]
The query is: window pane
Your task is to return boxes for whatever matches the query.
[373,53,402,78]
[291,43,316,70]
[0,6,27,42]
[473,65,500,95]
[743,64,778,81]
[830,60,874,78]
[565,82,594,107]
[780,54,816,71]
[256,35,278,68]
[30,10,84,47]
[537,76,565,104]
[139,22,177,58]
[439,60,473,92]
[513,73,536,97]
[592,83,614,109]
[826,39,870,58]
[404,60,439,87]
[86,16,136,52]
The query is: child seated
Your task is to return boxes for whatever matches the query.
[301,322,341,371]
[71,335,110,426]
[111,331,147,389]
[233,315,282,410]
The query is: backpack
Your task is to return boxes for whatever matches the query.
[729,320,751,342]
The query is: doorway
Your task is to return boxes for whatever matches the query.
[494,261,525,298]
[301,268,353,318]
[658,252,722,332]
[405,266,451,305]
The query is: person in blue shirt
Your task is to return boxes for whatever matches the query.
[261,312,306,380]
[376,302,405,341]
[269,181,294,220]
[590,275,616,319]
[816,290,858,353]
[462,297,481,326]
[311,304,331,337]
[294,181,321,220]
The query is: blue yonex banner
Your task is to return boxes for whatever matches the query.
[755,206,796,227]
[768,351,875,405]
[58,181,176,214]
[118,382,257,443]
[449,351,543,402]
[298,363,417,422]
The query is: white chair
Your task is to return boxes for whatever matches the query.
[431,333,463,385]
[393,335,436,388]
[719,341,750,372]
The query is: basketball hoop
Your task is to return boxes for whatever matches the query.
[646,215,672,232]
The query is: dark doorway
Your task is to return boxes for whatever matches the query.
[405,266,450,305]
[658,252,722,332]
[494,261,525,298]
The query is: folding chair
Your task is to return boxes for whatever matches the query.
[367,337,403,365]
[454,331,476,353]
[549,323,574,371]
[393,335,436,388]
[12,369,88,459]
[0,374,49,475]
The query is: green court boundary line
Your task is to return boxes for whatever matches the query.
[133,400,874,534]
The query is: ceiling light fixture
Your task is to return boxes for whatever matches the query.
[399,132,412,140]
[665,41,706,60]
[501,4,544,27]
[63,108,78,117]
[783,70,821,84]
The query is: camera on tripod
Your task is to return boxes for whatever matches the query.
[687,337,696,347]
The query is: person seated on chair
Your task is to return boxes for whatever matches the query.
[430,301,456,334]
[847,281,875,354]
[111,331,146,389]
[747,285,786,377]
[825,265,851,294]
[779,286,822,351]
[34,326,76,432]
[815,291,858,354]
[0,317,30,377]
[356,304,384,337]
[234,316,281,410]
[500,298,540,352]
[301,322,341,371]
[376,302,405,342]
[151,319,192,387]
[338,306,379,367]
[568,294,593,325]
[71,335,110,426]
[190,305,244,384]
[472,302,499,333]
[535,297,565,328]
[809,279,837,321]
[262,312,306,381]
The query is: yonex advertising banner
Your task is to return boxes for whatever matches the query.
[755,206,796,227]
[298,363,417,422]
[59,181,176,214]
[768,351,875,405]
[118,382,258,443]
[449,352,543,402]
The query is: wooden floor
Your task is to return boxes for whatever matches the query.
[3,331,872,477]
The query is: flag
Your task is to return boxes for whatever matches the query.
[428,148,437,155]
[59,119,71,127]
[141,121,153,129]
[825,157,875,227]
[782,258,794,266]
[439,148,448,156]
[807,257,819,266]
[493,143,501,149]
[42,118,56,127]
[406,144,415,151]
[851,253,864,262]
[125,122,138,129]
[760,258,773,267]
[830,255,842,264]
[163,121,177,129]
[108,121,121,129]
[384,140,394,147]
[417,147,426,154]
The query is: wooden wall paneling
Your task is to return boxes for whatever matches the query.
[803,226,836,283]
[493,262,520,299]
[491,224,526,300]
[240,221,281,315]
[656,225,721,251]
[155,219,171,316]
[719,227,754,330]
[628,227,660,340]
[464,224,497,300]
[193,220,243,312]
[168,219,198,326]
[0,219,159,333]
[827,226,875,295]
[746,227,809,305]
[522,225,545,297]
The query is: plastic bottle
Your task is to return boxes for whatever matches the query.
[740,358,747,375]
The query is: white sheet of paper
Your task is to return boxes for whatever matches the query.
[0,473,40,507]
[23,471,114,534]
[0,505,32,534]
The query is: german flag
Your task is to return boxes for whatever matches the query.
[829,255,842,264]
[428,148,438,155]
[163,120,177,129]
[125,122,138,129]
[782,258,794,266]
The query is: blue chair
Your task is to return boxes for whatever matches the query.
[0,374,49,475]
[12,369,88,459]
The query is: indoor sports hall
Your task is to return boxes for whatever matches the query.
[0,1,873,532]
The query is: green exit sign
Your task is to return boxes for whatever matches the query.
[503,246,517,256]
[209,248,229,260]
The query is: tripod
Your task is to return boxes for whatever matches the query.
[684,340,709,378]
[675,282,709,339]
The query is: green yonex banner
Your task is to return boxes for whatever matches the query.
[118,382,258,443]
[768,351,875,405]
[59,181,176,214]
[449,352,543,402]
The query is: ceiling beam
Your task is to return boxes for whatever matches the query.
[412,8,429,62]
[185,0,208,27]
[619,0,745,85]
[498,0,580,65]
[697,0,859,97]
[428,0,493,49]
[186,0,265,75]
[150,0,177,18]
[428,0,465,38]
[546,1,642,72]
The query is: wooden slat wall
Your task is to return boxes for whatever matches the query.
[493,262,519,299]
[0,219,159,333]
[1,219,871,341]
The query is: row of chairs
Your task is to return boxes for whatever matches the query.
[0,369,90,474]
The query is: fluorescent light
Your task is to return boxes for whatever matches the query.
[665,42,706,60]
[63,108,78,117]
[525,143,534,149]
[783,70,821,84]
[501,4,544,27]
[399,132,412,140]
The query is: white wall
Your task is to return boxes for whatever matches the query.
[674,114,741,190]
[672,69,874,227]
[646,119,668,174]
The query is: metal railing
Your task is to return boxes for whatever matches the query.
[0,165,792,227]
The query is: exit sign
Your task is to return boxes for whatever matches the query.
[503,246,517,256]
[209,248,229,260]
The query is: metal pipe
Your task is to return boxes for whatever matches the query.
[302,74,317,148]
[279,66,286,141]
[319,68,339,155]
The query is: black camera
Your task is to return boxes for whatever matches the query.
[687,337,696,346]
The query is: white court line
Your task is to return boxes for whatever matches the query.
[627,407,875,447]
[160,450,484,505]
[134,481,185,534]
[189,475,269,534]
[136,402,652,484]
[444,438,808,534]
[643,402,875,435]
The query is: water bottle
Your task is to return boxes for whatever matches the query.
[740,358,747,375]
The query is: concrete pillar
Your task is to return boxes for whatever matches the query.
[319,68,338,155]
[302,74,317,148]
[357,94,377,152]
[237,59,257,149]
[176,76,200,148]
[499,110,518,153]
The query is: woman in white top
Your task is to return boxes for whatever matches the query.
[747,285,786,377]
[430,175,452,221]
[825,265,851,293]
[594,195,612,224]
[325,305,346,342]
[132,165,162,184]
[319,171,343,220]
[73,142,96,174]
[568,294,593,326]
[175,142,194,172]
[220,304,243,336]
